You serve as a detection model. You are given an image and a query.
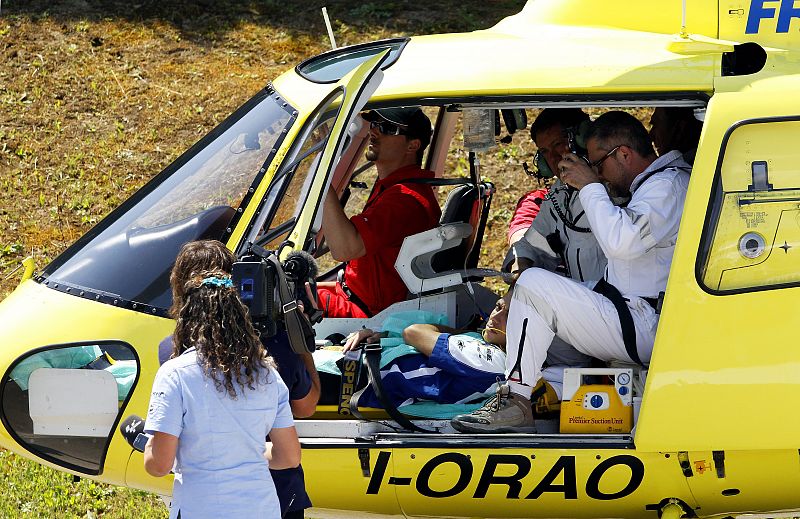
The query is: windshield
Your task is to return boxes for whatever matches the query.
[40,89,294,315]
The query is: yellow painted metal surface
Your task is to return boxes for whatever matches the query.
[700,119,800,291]
[387,447,695,518]
[271,70,343,119]
[509,0,718,37]
[0,281,172,486]
[267,2,736,112]
[303,445,403,515]
[681,450,800,516]
[379,29,716,99]
[271,28,718,108]
[720,0,800,51]
[304,445,800,517]
[637,75,800,453]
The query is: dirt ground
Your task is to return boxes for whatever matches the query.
[0,0,532,298]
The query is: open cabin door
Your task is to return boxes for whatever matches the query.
[238,51,389,256]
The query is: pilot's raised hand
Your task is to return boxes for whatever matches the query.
[558,152,599,190]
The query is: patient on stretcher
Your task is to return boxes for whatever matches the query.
[313,293,564,418]
[342,294,510,409]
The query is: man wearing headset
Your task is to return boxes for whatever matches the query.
[502,109,602,396]
[452,111,690,433]
[504,108,608,283]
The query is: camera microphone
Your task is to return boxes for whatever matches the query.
[283,250,318,281]
[284,250,323,330]
[120,414,151,453]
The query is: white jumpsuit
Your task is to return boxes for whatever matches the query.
[503,179,605,396]
[505,151,691,397]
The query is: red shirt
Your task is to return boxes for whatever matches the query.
[345,165,441,315]
[507,188,548,242]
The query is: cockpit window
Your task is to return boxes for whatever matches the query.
[39,89,295,315]
[296,38,408,84]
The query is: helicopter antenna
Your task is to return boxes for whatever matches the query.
[322,7,337,50]
[679,0,688,38]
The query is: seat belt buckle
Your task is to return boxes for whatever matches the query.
[282,300,298,314]
[363,341,382,354]
[655,291,665,315]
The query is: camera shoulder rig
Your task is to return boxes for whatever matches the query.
[263,253,317,355]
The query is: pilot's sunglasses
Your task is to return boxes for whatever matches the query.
[589,145,622,172]
[369,120,410,136]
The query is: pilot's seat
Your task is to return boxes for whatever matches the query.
[431,182,492,271]
[395,181,500,294]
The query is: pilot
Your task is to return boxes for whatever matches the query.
[159,241,320,519]
[317,108,441,318]
[451,111,691,433]
[648,107,703,165]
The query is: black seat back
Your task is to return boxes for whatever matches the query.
[430,182,494,272]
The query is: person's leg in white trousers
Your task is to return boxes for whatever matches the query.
[506,268,657,398]
[451,268,658,433]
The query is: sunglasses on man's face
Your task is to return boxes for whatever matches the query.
[369,120,410,136]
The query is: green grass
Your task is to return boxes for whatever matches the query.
[0,450,167,518]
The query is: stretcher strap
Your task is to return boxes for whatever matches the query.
[507,318,528,383]
[350,344,435,433]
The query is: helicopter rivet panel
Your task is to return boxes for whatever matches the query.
[672,450,800,515]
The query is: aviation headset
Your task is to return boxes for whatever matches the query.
[524,119,594,233]
[529,119,591,180]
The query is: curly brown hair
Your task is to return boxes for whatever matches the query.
[169,240,236,320]
[170,241,273,398]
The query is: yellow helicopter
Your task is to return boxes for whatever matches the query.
[2,0,800,517]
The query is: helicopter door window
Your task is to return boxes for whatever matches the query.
[342,146,378,216]
[698,118,800,293]
[0,341,138,475]
[312,138,376,276]
[255,94,344,250]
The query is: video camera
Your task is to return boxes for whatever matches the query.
[232,243,321,354]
